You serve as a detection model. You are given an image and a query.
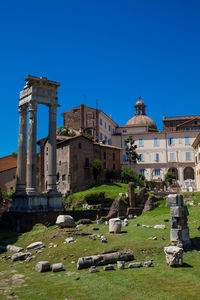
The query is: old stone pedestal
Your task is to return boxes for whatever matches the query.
[11,192,63,212]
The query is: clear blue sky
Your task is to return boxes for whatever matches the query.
[1,0,200,157]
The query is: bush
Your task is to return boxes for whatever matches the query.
[121,167,135,182]
[146,181,156,190]
[165,172,175,185]
[92,159,102,180]
[76,219,93,225]
[84,192,105,205]
[105,169,120,182]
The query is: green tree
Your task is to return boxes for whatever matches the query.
[165,172,175,185]
[92,159,102,181]
[121,167,135,182]
[125,136,139,165]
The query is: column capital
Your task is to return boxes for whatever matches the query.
[18,105,27,114]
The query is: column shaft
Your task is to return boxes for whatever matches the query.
[26,101,37,193]
[47,105,57,192]
[16,105,27,192]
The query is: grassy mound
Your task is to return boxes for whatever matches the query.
[63,182,129,209]
[0,195,200,299]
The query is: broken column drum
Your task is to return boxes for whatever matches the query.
[11,75,63,212]
[167,194,190,248]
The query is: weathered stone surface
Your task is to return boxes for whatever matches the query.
[142,225,153,228]
[142,196,155,213]
[106,197,128,219]
[11,252,31,261]
[52,263,63,272]
[35,261,51,272]
[166,194,183,207]
[144,260,153,267]
[77,252,134,269]
[170,206,189,218]
[103,264,115,271]
[164,246,183,267]
[154,225,166,230]
[6,245,23,253]
[89,266,99,273]
[109,218,122,233]
[27,242,45,251]
[117,261,125,269]
[101,236,107,243]
[96,220,101,225]
[65,237,75,243]
[136,188,149,205]
[128,262,142,268]
[56,215,75,228]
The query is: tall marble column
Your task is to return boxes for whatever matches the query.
[16,105,27,193]
[47,105,57,192]
[26,101,37,194]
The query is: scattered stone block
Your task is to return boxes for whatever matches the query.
[27,242,45,251]
[117,261,125,269]
[52,263,63,272]
[101,236,107,243]
[166,194,183,207]
[134,223,140,227]
[11,252,31,261]
[96,220,102,225]
[164,246,183,267]
[109,218,122,233]
[128,262,142,268]
[144,260,153,267]
[89,266,99,273]
[89,235,96,240]
[103,264,115,271]
[65,238,75,244]
[56,215,75,228]
[142,225,153,228]
[170,206,188,218]
[154,225,166,230]
[6,245,23,253]
[104,221,109,225]
[35,261,51,272]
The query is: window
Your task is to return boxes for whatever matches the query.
[154,138,159,146]
[170,122,174,127]
[109,125,111,131]
[124,140,127,147]
[62,174,66,181]
[186,152,191,161]
[105,122,107,129]
[154,153,159,161]
[85,158,89,168]
[194,121,198,125]
[59,161,61,166]
[100,132,103,140]
[104,152,106,159]
[138,154,144,162]
[56,173,60,181]
[105,136,108,143]
[113,153,115,161]
[140,169,145,175]
[154,169,160,176]
[185,136,190,145]
[139,138,143,147]
[185,128,191,131]
[108,138,112,145]
[122,129,127,133]
[100,118,103,125]
[170,152,175,161]
[168,137,174,145]
[113,163,115,170]
[123,155,128,162]
[78,142,82,149]
[179,138,182,144]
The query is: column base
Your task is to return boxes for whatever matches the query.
[11,192,63,212]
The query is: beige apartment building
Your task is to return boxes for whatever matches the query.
[112,99,198,190]
[192,133,200,190]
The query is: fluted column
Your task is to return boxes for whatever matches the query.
[26,101,37,194]
[16,105,27,193]
[47,105,57,192]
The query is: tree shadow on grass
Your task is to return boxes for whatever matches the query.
[187,237,200,251]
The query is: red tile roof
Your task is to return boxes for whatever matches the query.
[0,155,17,172]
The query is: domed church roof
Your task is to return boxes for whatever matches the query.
[126,97,157,130]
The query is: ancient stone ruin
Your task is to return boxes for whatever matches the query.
[11,75,63,212]
[167,194,190,248]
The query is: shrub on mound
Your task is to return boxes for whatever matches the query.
[84,192,105,205]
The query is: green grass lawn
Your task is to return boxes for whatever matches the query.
[63,182,129,208]
[0,195,200,299]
